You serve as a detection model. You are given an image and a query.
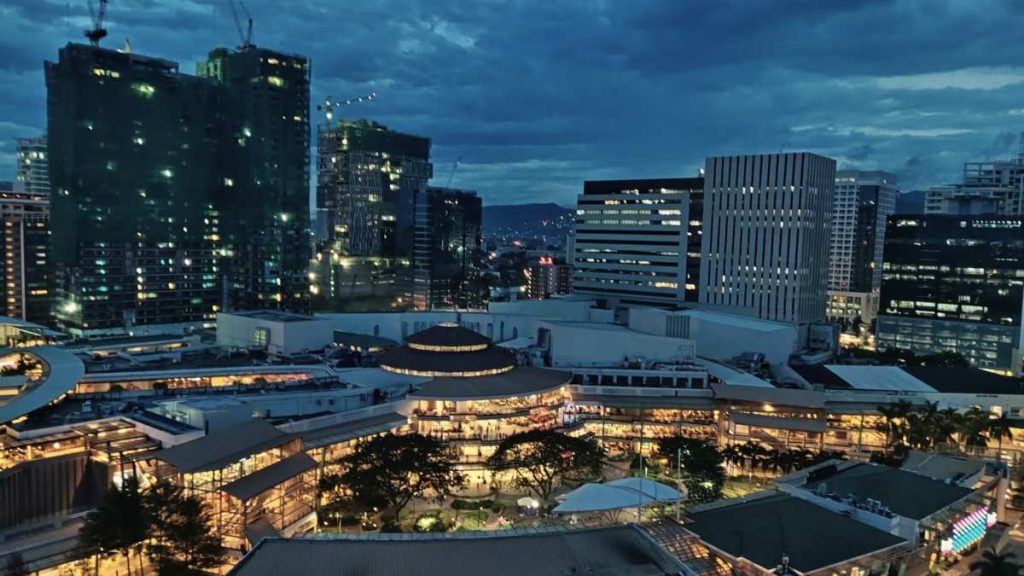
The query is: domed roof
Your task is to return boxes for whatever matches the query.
[405,323,492,352]
[378,323,515,377]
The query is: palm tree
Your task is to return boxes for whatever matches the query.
[934,407,961,450]
[959,407,991,454]
[970,548,1020,576]
[877,400,913,454]
[988,413,1015,463]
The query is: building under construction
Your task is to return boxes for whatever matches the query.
[46,41,310,335]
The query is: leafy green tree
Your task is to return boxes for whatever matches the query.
[488,429,605,503]
[341,433,463,520]
[144,480,223,575]
[78,476,149,576]
[658,436,724,504]
[970,548,1021,576]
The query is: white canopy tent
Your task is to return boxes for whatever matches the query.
[553,478,685,516]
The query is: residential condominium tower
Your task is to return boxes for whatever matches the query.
[827,170,897,324]
[877,215,1024,375]
[46,42,310,335]
[573,178,704,308]
[699,153,836,326]
[0,184,50,323]
[197,47,312,313]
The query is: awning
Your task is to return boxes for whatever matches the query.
[222,452,317,502]
[244,518,280,547]
[729,412,827,433]
[553,478,684,514]
[296,411,407,450]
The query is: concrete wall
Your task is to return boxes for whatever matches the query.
[216,313,333,355]
[628,308,797,364]
[542,321,697,367]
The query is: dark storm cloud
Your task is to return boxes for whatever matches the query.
[2,0,1024,204]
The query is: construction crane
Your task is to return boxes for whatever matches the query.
[446,156,463,187]
[316,92,378,129]
[85,0,108,47]
[228,0,253,49]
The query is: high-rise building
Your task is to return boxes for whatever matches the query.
[525,256,573,300]
[0,183,49,323]
[407,186,482,311]
[47,44,223,334]
[16,136,50,196]
[925,160,1024,215]
[699,153,835,326]
[877,215,1024,375]
[573,178,704,308]
[197,47,311,312]
[827,170,897,324]
[46,42,310,335]
[313,120,432,306]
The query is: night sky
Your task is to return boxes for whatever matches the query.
[3,0,1024,206]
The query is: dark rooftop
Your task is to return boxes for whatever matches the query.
[153,419,292,473]
[229,526,680,576]
[224,310,319,323]
[902,366,1024,395]
[295,411,407,449]
[379,346,515,375]
[411,366,571,400]
[790,365,853,390]
[802,463,974,520]
[685,493,906,573]
[333,330,398,349]
[405,323,492,348]
[222,452,317,501]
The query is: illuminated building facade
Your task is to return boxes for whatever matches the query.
[16,136,50,196]
[700,153,835,325]
[407,186,483,310]
[0,186,50,323]
[46,42,310,335]
[827,170,897,323]
[46,43,222,334]
[197,47,312,313]
[573,178,704,307]
[381,323,575,480]
[153,419,317,552]
[525,256,573,300]
[313,120,432,306]
[876,215,1024,374]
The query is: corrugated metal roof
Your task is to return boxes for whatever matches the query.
[153,419,292,473]
[222,452,316,502]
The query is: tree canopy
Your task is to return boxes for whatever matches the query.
[970,548,1021,576]
[144,480,223,575]
[487,429,605,503]
[78,476,148,576]
[657,436,725,504]
[340,433,463,519]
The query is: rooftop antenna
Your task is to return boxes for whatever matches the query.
[446,156,463,188]
[316,91,378,130]
[228,0,253,49]
[84,0,109,47]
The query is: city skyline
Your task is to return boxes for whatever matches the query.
[2,0,1024,206]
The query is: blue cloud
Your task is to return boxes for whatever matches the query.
[1,0,1023,204]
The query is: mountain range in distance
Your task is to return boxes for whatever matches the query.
[482,191,924,235]
[482,203,574,234]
